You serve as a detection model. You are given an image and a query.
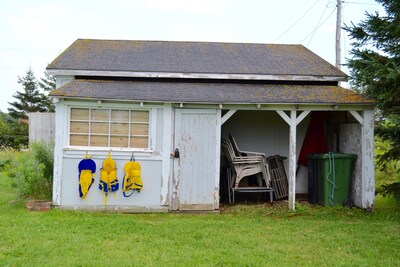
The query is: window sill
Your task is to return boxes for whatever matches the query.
[62,146,157,159]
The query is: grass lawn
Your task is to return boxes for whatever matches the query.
[0,171,399,266]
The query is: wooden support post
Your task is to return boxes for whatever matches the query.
[276,110,291,125]
[349,110,364,125]
[361,110,374,209]
[296,110,311,126]
[276,110,310,210]
[221,110,237,125]
[288,110,297,210]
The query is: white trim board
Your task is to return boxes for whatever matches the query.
[49,69,346,82]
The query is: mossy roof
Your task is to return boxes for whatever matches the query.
[48,39,346,79]
[50,79,374,105]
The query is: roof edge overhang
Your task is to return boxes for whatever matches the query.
[47,69,347,82]
[51,95,375,110]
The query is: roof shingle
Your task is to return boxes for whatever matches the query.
[48,39,346,79]
[50,79,373,105]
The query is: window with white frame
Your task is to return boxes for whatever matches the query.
[69,108,149,149]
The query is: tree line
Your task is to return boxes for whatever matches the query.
[0,68,55,149]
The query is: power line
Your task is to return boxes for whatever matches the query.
[306,0,331,47]
[344,1,380,6]
[273,0,320,43]
[299,4,337,44]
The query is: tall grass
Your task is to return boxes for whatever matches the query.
[3,142,53,200]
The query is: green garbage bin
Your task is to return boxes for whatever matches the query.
[306,153,357,207]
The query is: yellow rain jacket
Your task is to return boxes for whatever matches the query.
[99,153,119,198]
[122,159,143,197]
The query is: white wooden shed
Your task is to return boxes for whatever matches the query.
[48,39,375,211]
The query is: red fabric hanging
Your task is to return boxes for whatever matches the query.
[298,112,329,166]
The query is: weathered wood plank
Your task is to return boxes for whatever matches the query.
[29,112,55,144]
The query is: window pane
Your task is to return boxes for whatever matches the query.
[130,136,148,148]
[70,122,89,133]
[110,123,129,135]
[91,122,109,134]
[132,111,149,123]
[110,136,128,147]
[70,135,88,146]
[90,135,108,147]
[69,108,151,149]
[71,108,89,121]
[111,110,129,122]
[92,109,109,121]
[131,124,149,135]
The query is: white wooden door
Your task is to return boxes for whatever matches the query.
[173,109,221,210]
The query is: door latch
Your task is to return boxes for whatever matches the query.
[173,148,180,158]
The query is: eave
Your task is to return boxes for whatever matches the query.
[47,69,347,82]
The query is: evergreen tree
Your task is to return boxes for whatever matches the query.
[344,0,400,200]
[39,70,56,92]
[344,0,400,162]
[8,68,47,119]
[39,70,56,112]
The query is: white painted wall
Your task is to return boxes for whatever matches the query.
[52,99,169,211]
[60,153,163,210]
[221,110,311,193]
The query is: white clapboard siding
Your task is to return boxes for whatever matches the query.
[29,112,55,143]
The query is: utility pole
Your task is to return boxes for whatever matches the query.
[336,0,342,69]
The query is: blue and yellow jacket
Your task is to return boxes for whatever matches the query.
[78,158,96,198]
[99,153,119,196]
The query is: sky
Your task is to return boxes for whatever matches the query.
[0,0,385,112]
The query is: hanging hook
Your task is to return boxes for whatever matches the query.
[131,152,135,161]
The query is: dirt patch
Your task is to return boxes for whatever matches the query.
[26,200,52,211]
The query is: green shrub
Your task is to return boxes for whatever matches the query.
[0,149,17,171]
[0,159,5,170]
[374,137,400,202]
[376,182,400,202]
[6,142,53,200]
